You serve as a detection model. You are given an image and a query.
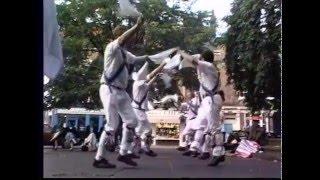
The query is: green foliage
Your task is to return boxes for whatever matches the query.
[223,0,281,112]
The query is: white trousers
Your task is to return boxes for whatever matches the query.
[95,85,138,160]
[201,131,225,156]
[182,96,221,152]
[64,132,76,148]
[128,109,153,153]
[180,116,194,147]
[134,110,152,140]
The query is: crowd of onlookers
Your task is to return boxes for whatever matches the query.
[223,120,268,155]
[47,114,271,155]
[49,121,123,152]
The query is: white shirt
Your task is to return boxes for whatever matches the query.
[131,80,149,110]
[207,94,223,132]
[185,97,201,120]
[100,39,143,89]
[196,60,219,97]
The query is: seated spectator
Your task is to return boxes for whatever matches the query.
[224,132,242,153]
[50,122,68,150]
[81,126,98,152]
[248,121,268,146]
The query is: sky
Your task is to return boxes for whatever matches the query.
[167,0,233,36]
[191,0,233,36]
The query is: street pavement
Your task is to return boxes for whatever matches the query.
[44,146,281,178]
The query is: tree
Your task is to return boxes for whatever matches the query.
[44,0,217,109]
[223,0,281,112]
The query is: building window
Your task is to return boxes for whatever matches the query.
[224,113,236,120]
[224,123,233,133]
[78,115,86,131]
[90,115,100,133]
[57,114,67,127]
[68,119,76,127]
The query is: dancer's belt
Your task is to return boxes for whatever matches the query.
[132,90,149,111]
[200,73,220,100]
[132,106,147,111]
[102,48,130,93]
[100,82,125,91]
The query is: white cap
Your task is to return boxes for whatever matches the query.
[132,62,149,81]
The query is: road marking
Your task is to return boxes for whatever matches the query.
[167,160,174,173]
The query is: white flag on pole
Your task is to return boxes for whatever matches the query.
[43,0,63,80]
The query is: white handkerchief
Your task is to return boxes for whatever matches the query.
[118,0,141,17]
[164,54,181,70]
[148,48,177,64]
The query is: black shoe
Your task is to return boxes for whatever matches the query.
[182,150,192,156]
[208,156,225,166]
[117,154,138,166]
[93,158,116,168]
[220,155,225,162]
[191,151,200,157]
[198,152,210,160]
[145,150,157,157]
[176,146,187,151]
[138,149,144,154]
[127,153,140,159]
[81,145,88,151]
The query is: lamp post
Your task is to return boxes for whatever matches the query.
[265,97,275,134]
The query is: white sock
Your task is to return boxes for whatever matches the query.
[95,131,107,161]
[141,141,150,152]
[119,149,126,156]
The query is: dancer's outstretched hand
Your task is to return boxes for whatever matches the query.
[169,47,180,58]
[177,49,185,54]
[173,47,180,51]
[173,47,181,53]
